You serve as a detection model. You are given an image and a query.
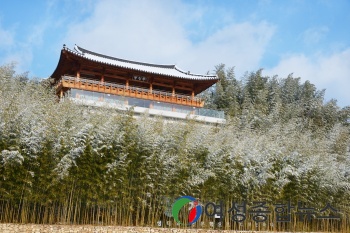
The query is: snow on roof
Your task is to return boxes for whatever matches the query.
[63,44,218,81]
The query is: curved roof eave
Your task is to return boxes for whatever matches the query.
[63,44,218,81]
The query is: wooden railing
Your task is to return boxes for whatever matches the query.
[56,76,204,107]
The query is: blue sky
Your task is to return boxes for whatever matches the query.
[0,0,349,107]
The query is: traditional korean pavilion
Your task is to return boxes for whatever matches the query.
[51,44,225,123]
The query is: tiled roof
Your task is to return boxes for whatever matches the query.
[62,45,218,81]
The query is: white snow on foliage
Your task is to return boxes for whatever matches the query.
[1,150,23,165]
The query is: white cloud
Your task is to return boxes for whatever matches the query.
[263,49,350,107]
[0,14,49,75]
[188,21,274,75]
[302,26,329,45]
[0,22,18,69]
[64,0,190,62]
[0,22,14,49]
[2,49,33,74]
[64,0,275,76]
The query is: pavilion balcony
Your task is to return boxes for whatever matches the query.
[56,75,204,108]
[56,76,225,123]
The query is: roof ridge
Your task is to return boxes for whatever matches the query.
[75,45,176,69]
[174,65,216,78]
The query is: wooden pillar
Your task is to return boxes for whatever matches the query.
[101,67,105,83]
[76,71,80,81]
[191,90,195,100]
[172,81,176,97]
[149,83,153,93]
[124,80,129,106]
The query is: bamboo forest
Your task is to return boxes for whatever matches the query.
[0,63,349,232]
